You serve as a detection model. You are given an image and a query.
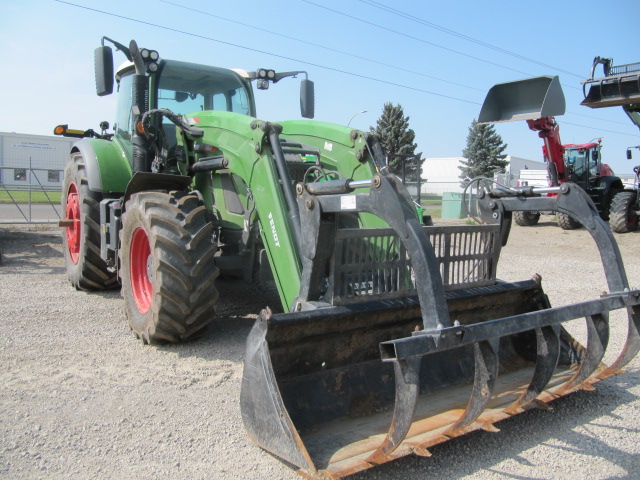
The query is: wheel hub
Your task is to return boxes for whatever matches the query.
[130,227,153,314]
[65,182,81,264]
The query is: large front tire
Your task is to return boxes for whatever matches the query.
[61,153,118,290]
[119,191,219,344]
[609,191,639,233]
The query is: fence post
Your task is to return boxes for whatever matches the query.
[29,156,32,222]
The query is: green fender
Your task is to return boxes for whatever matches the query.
[71,138,132,194]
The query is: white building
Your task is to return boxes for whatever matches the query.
[421,155,547,195]
[0,132,75,188]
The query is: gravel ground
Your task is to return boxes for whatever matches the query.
[1,217,639,480]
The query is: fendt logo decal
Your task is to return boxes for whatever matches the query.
[268,212,280,247]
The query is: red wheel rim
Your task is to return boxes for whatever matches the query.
[130,227,153,314]
[65,182,81,264]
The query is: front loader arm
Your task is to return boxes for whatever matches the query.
[186,111,303,310]
[526,117,566,185]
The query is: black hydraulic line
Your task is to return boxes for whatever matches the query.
[267,128,302,250]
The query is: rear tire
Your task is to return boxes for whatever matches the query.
[61,153,118,290]
[556,212,582,230]
[513,211,540,226]
[609,191,639,233]
[119,190,219,344]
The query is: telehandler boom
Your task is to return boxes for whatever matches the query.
[56,38,640,479]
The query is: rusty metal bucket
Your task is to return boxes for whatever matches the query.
[241,286,639,479]
[478,75,566,123]
[240,215,640,478]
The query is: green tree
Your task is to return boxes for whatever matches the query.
[370,103,420,182]
[459,119,508,187]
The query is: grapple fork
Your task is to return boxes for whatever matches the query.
[240,173,640,479]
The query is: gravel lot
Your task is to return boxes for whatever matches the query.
[1,217,639,480]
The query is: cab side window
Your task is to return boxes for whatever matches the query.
[115,74,134,140]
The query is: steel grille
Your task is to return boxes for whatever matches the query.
[428,225,500,290]
[330,224,501,304]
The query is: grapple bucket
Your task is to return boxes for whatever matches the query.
[478,75,566,123]
[240,174,640,479]
[581,61,640,108]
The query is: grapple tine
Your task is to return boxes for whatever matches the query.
[444,340,499,436]
[505,325,561,415]
[366,356,421,464]
[597,305,640,378]
[556,313,609,395]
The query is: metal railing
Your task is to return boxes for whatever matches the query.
[0,166,62,224]
[609,62,640,76]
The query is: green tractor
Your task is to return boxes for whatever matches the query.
[56,38,640,479]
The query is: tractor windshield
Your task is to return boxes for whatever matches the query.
[156,60,254,117]
[564,147,597,183]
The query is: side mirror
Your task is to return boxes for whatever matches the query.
[628,149,633,160]
[95,46,114,96]
[592,150,599,161]
[300,79,315,119]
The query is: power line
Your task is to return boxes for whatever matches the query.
[163,0,636,131]
[160,0,485,92]
[560,120,640,138]
[359,0,583,79]
[301,0,574,85]
[53,0,482,105]
[51,0,640,139]
[299,0,639,132]
[565,110,636,128]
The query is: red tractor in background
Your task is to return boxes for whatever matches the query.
[479,75,628,230]
[522,115,621,228]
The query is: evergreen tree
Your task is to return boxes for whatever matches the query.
[371,103,420,182]
[459,119,508,187]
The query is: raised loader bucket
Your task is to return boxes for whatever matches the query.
[478,75,566,123]
[240,175,640,479]
[581,68,640,108]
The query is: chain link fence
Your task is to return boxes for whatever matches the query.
[0,166,62,224]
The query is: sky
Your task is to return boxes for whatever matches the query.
[1,0,639,176]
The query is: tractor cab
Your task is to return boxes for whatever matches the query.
[154,60,255,117]
[563,141,602,186]
[112,59,257,161]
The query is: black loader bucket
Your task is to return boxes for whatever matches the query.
[581,60,640,109]
[478,75,566,123]
[240,174,640,479]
